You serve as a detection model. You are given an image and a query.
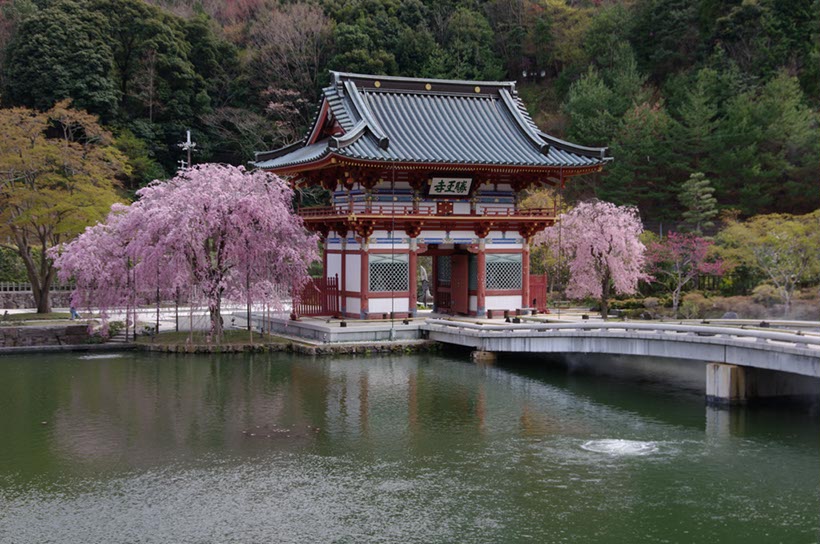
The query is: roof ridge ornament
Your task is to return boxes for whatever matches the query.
[498,89,550,156]
[537,131,609,159]
[344,81,390,150]
[329,120,367,149]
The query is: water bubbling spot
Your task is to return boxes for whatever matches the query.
[78,354,124,360]
[580,439,658,456]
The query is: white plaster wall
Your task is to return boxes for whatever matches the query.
[418,230,476,243]
[485,295,523,310]
[346,254,361,291]
[452,202,471,214]
[368,297,410,313]
[469,295,477,312]
[346,297,360,315]
[326,254,342,278]
[366,230,410,250]
[368,242,411,250]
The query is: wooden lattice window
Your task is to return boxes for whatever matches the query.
[369,254,409,292]
[437,255,451,286]
[486,254,522,290]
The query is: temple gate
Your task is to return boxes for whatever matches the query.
[255,72,609,318]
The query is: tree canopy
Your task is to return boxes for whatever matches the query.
[534,200,648,318]
[0,0,814,219]
[0,100,127,312]
[715,211,820,316]
[53,164,318,337]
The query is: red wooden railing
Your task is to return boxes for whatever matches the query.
[291,275,339,319]
[297,204,557,218]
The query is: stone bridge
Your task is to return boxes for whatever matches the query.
[423,319,820,405]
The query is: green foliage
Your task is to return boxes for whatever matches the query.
[0,0,816,223]
[114,129,166,191]
[0,101,127,312]
[716,210,820,315]
[0,246,27,282]
[437,7,503,81]
[679,172,718,235]
[4,0,118,117]
[713,72,818,215]
[604,101,681,218]
[563,68,617,146]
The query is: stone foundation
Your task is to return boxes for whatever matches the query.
[0,324,90,347]
[138,339,439,356]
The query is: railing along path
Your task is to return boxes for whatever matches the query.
[424,318,820,350]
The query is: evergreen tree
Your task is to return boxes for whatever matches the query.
[678,172,718,235]
[3,0,118,118]
[675,70,718,172]
[563,67,617,146]
[603,101,681,219]
[439,7,504,81]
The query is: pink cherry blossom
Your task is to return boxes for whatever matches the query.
[52,164,318,338]
[535,200,649,318]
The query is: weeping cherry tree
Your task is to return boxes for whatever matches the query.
[535,200,649,319]
[52,164,318,339]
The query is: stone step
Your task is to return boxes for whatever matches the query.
[107,330,129,344]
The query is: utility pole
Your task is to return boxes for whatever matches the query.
[177,129,197,169]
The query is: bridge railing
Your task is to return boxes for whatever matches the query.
[423,318,820,350]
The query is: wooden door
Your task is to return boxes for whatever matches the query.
[529,274,547,312]
[451,254,469,315]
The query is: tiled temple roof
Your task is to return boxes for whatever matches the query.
[254,72,609,171]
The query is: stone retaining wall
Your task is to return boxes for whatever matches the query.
[0,292,72,309]
[0,324,90,347]
[138,340,440,356]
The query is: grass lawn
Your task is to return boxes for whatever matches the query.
[1,312,72,322]
[135,330,290,346]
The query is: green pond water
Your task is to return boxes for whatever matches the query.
[0,350,817,543]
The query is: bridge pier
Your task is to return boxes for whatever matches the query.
[706,363,746,406]
[471,350,496,363]
[706,363,820,406]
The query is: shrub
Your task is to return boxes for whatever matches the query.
[643,297,659,309]
[679,293,710,319]
[610,298,644,310]
[107,320,125,337]
[708,296,767,319]
[751,284,782,307]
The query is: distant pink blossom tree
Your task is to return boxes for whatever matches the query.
[52,164,318,339]
[534,200,649,318]
[646,232,724,316]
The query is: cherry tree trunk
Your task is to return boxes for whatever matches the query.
[600,272,611,320]
[209,301,223,340]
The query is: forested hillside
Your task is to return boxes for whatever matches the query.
[1,0,817,220]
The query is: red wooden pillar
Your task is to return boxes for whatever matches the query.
[321,235,328,278]
[340,239,347,317]
[522,241,530,308]
[409,240,418,317]
[476,241,486,317]
[360,246,369,319]
[431,255,438,313]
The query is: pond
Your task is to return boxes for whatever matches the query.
[0,351,817,543]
